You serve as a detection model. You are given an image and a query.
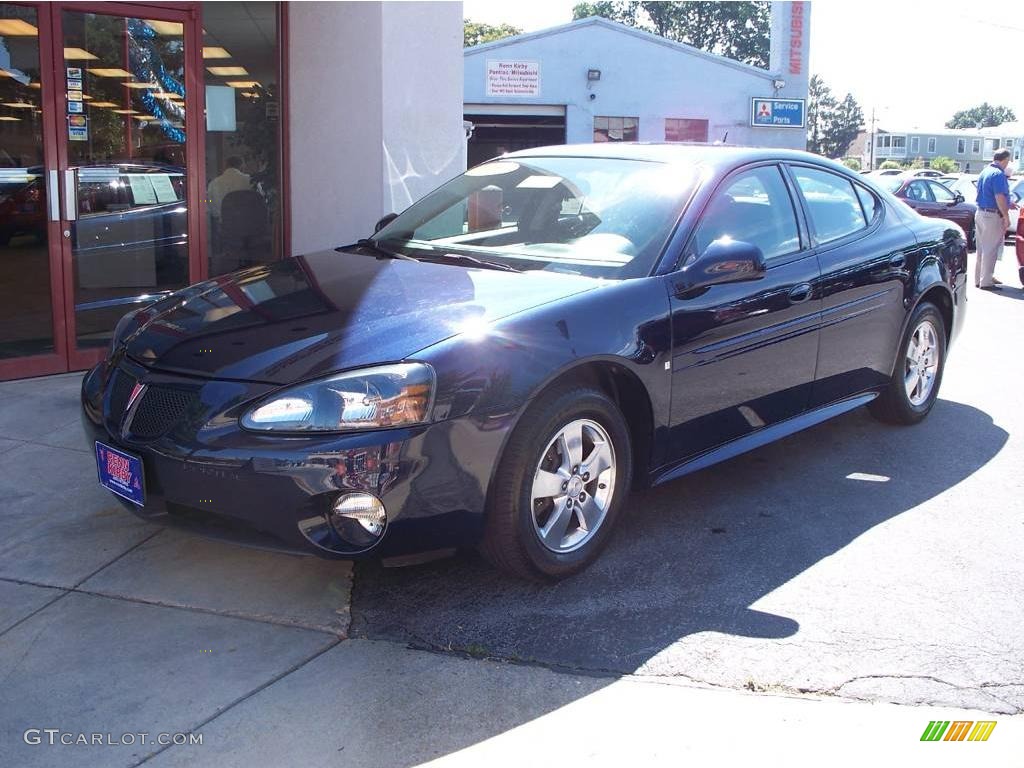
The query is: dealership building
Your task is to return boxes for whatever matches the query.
[0,1,464,380]
[465,2,811,166]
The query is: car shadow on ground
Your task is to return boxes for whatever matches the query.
[351,399,1008,675]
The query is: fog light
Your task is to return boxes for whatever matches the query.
[329,493,387,545]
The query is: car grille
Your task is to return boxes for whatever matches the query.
[108,369,137,419]
[127,387,197,439]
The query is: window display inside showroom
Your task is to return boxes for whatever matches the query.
[202,2,283,277]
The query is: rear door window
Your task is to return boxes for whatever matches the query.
[791,166,868,244]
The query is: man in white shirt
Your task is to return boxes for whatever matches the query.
[207,156,250,220]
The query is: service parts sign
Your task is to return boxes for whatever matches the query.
[486,60,540,97]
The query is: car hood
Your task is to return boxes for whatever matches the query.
[124,248,600,383]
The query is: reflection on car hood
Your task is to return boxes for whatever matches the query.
[124,249,600,383]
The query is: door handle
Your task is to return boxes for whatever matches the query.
[788,283,813,303]
[63,169,77,221]
[889,254,906,269]
[47,169,59,221]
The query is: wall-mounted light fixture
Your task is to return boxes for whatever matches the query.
[772,78,786,91]
[587,69,601,82]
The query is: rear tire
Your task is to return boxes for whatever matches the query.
[869,302,946,425]
[479,385,632,581]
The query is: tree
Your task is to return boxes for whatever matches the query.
[806,75,864,159]
[945,103,1016,129]
[464,19,522,47]
[842,157,861,171]
[572,1,770,68]
[929,156,958,174]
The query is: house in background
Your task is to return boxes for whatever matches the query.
[858,124,1024,172]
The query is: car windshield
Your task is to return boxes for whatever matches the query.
[372,156,696,279]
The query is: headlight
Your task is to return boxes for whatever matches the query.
[241,363,435,432]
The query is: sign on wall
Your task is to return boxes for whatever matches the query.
[486,60,540,97]
[751,98,805,128]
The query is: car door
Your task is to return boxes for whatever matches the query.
[787,164,912,407]
[926,180,973,232]
[666,163,821,462]
[904,179,939,218]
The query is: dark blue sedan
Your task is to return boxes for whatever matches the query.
[82,144,968,580]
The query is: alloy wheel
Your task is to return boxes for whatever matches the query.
[904,319,940,406]
[530,418,616,553]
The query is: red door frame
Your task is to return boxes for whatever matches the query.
[1,0,289,381]
[0,2,67,380]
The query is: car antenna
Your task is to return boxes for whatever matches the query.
[713,131,729,146]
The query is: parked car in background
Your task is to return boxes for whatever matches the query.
[939,173,1019,238]
[0,166,45,246]
[880,176,978,248]
[900,168,947,179]
[82,144,968,580]
[865,168,904,178]
[1017,185,1024,286]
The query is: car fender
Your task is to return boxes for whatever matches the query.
[415,276,674,498]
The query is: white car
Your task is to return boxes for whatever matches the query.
[899,168,947,179]
[937,174,1019,237]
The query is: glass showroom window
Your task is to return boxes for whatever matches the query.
[665,118,708,143]
[593,116,637,142]
[203,1,283,277]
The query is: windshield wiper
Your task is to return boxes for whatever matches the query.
[339,238,417,261]
[417,252,521,273]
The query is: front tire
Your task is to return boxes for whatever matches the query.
[869,302,946,425]
[480,385,632,581]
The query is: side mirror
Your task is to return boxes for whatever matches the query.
[952,192,964,205]
[677,238,767,296]
[374,212,398,233]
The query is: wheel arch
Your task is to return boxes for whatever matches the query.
[488,357,657,498]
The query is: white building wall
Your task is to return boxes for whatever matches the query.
[288,1,464,255]
[465,7,811,151]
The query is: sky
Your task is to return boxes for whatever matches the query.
[461,0,1024,131]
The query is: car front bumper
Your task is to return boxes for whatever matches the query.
[81,358,507,560]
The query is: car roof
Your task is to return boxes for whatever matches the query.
[503,142,849,173]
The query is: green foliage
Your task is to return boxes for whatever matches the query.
[879,160,901,170]
[929,156,958,174]
[572,1,770,68]
[945,103,1016,129]
[464,19,522,47]
[841,157,861,171]
[806,75,864,159]
[905,156,925,169]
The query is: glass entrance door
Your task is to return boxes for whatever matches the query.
[0,2,200,379]
[0,3,64,378]
[58,7,194,367]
